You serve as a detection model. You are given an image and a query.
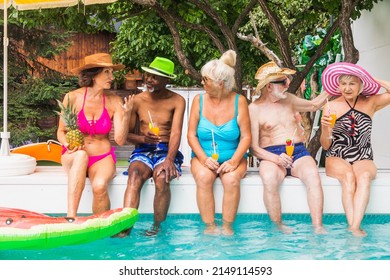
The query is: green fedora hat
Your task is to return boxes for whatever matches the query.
[141,57,177,79]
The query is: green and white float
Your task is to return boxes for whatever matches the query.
[0,207,138,250]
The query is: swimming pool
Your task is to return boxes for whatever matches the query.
[1,213,390,260]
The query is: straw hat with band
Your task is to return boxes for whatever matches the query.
[141,57,177,79]
[71,53,124,74]
[321,62,380,96]
[254,61,296,95]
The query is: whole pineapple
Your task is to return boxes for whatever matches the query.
[56,98,84,150]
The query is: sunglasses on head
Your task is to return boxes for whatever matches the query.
[348,115,357,136]
[270,79,288,86]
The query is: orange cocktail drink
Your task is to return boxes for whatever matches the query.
[285,138,294,157]
[150,125,160,136]
[286,145,294,157]
[330,112,337,128]
[149,121,160,136]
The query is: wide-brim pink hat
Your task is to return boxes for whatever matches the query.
[71,53,124,74]
[321,62,380,96]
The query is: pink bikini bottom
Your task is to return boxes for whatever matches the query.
[62,146,117,168]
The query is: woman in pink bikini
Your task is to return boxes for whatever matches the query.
[57,53,133,218]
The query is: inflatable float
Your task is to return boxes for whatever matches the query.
[1,140,62,176]
[10,140,62,164]
[0,207,139,250]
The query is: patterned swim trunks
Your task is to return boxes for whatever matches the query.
[123,143,184,175]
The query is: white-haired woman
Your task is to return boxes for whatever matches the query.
[320,62,390,236]
[187,50,252,235]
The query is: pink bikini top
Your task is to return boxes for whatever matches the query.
[77,88,112,136]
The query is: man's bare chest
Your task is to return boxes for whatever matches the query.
[258,103,295,130]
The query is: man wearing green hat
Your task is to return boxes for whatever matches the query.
[120,57,186,236]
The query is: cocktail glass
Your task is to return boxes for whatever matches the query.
[285,142,294,157]
[328,110,337,140]
[149,121,161,151]
[211,142,219,161]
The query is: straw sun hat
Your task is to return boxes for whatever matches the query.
[321,62,380,96]
[71,53,124,74]
[141,57,177,79]
[254,61,296,94]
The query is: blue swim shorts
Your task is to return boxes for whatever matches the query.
[258,142,310,176]
[123,143,184,176]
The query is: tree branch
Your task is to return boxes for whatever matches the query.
[257,0,293,68]
[232,0,258,34]
[286,7,313,35]
[131,0,156,5]
[249,12,260,39]
[288,18,340,93]
[237,33,282,65]
[162,9,225,53]
[186,1,245,90]
[152,2,201,81]
[340,0,360,62]
[188,0,235,48]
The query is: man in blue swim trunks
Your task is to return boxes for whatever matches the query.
[249,62,330,234]
[119,57,186,236]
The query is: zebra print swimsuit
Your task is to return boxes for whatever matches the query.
[326,98,373,164]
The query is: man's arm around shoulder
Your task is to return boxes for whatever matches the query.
[289,91,329,112]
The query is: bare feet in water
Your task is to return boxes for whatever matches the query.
[313,225,327,234]
[349,227,367,237]
[276,223,294,234]
[222,220,234,236]
[144,223,160,237]
[204,222,221,235]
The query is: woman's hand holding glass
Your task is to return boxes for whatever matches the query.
[204,156,219,171]
[321,110,336,140]
[201,141,219,171]
[328,109,337,139]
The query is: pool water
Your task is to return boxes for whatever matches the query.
[1,214,390,260]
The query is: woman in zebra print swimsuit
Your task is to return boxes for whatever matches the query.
[320,62,390,237]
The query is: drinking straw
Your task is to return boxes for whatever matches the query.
[291,128,297,144]
[326,98,331,115]
[148,110,154,128]
[211,129,216,154]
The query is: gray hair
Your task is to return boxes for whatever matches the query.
[201,50,236,91]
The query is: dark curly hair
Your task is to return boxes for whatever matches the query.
[78,67,104,87]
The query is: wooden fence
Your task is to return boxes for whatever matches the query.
[37,31,116,76]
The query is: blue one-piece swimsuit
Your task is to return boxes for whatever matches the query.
[192,93,246,163]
